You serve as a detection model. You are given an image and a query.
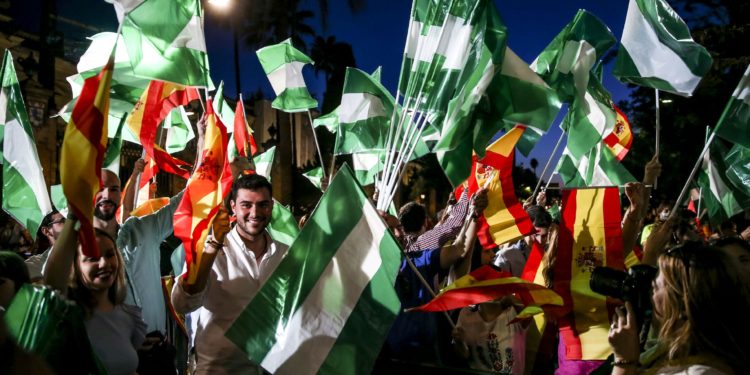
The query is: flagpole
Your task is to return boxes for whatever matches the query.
[305,110,327,180]
[133,148,146,209]
[670,131,716,218]
[654,89,660,190]
[532,130,565,199]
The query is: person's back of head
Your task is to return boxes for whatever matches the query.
[398,202,427,234]
[656,242,750,371]
[526,205,552,229]
[0,251,30,309]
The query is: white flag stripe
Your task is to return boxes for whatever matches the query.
[260,202,385,374]
[0,88,7,124]
[353,153,379,171]
[407,16,472,70]
[583,91,610,135]
[5,119,52,214]
[558,40,596,98]
[171,15,207,52]
[621,0,701,95]
[501,47,548,87]
[338,93,387,123]
[267,62,308,95]
[732,65,750,104]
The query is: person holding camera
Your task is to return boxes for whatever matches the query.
[607,241,750,374]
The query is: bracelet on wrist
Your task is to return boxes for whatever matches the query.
[612,358,639,368]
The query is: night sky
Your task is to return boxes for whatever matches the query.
[21,0,640,175]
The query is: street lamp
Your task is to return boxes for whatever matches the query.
[207,0,241,98]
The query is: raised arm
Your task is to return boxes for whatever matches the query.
[120,158,146,222]
[440,188,488,272]
[43,217,79,293]
[622,182,646,257]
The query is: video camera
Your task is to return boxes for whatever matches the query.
[590,264,658,347]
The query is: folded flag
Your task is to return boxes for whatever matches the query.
[226,165,401,375]
[411,265,563,313]
[602,105,633,161]
[562,75,618,159]
[302,167,325,191]
[233,99,258,157]
[114,0,212,87]
[61,56,114,257]
[696,140,750,225]
[253,146,275,182]
[352,152,384,186]
[164,107,195,154]
[256,38,318,112]
[1,50,53,239]
[715,64,750,148]
[127,80,198,179]
[613,0,713,97]
[465,125,534,248]
[102,116,126,174]
[557,142,636,188]
[173,100,233,284]
[532,10,616,104]
[555,187,625,360]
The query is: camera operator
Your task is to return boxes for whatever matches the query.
[607,241,750,374]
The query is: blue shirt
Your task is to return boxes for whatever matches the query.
[386,248,443,361]
[119,192,183,333]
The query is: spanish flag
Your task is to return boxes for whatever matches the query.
[233,100,258,157]
[60,57,114,257]
[136,153,158,205]
[127,80,199,179]
[555,187,625,360]
[174,100,233,284]
[603,105,633,161]
[411,266,563,313]
[466,125,534,248]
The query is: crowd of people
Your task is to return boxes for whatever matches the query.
[2,139,750,375]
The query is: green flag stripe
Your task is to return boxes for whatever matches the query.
[715,65,750,148]
[257,203,389,373]
[254,146,275,181]
[317,238,401,374]
[271,87,318,112]
[256,39,313,74]
[226,167,369,360]
[268,201,300,248]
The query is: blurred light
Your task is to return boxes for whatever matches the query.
[660,99,673,104]
[208,0,231,9]
[420,193,426,200]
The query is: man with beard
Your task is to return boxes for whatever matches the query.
[171,173,289,374]
[94,165,185,335]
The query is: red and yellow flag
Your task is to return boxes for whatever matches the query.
[60,57,114,257]
[233,100,258,157]
[603,105,633,161]
[127,80,199,179]
[465,125,534,248]
[411,265,563,313]
[555,187,625,360]
[137,153,159,204]
[174,100,233,284]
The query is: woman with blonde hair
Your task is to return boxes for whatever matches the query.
[609,241,750,374]
[45,217,146,375]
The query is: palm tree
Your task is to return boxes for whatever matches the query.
[530,158,539,175]
[310,36,338,81]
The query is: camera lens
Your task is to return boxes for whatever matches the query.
[590,266,628,300]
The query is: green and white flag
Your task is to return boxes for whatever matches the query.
[164,107,195,154]
[725,143,750,195]
[302,167,325,191]
[556,142,635,188]
[532,10,616,104]
[334,68,393,154]
[61,32,148,143]
[398,0,504,127]
[696,141,750,225]
[715,64,750,148]
[212,81,236,131]
[256,39,318,113]
[226,164,401,375]
[113,0,212,87]
[268,201,300,248]
[353,152,384,186]
[50,184,68,214]
[562,76,618,159]
[0,51,52,239]
[613,0,713,97]
[103,116,127,174]
[312,108,339,133]
[253,146,275,182]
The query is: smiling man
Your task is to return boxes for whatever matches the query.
[172,173,289,374]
